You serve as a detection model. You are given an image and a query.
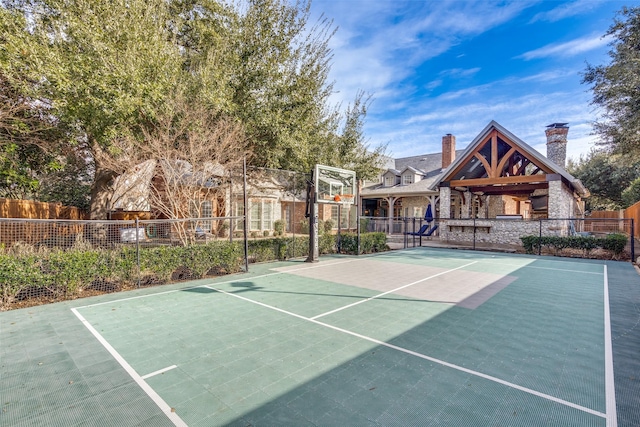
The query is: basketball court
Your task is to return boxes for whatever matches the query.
[3,246,639,426]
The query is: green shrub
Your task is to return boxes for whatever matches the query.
[601,233,627,256]
[339,232,387,255]
[520,234,628,258]
[47,249,101,295]
[263,230,270,237]
[319,233,336,254]
[140,246,182,283]
[318,220,325,235]
[0,253,46,309]
[323,219,335,233]
[273,220,285,236]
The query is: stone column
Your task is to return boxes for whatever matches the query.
[439,187,451,219]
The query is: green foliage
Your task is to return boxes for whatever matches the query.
[323,219,335,233]
[319,233,336,254]
[582,6,640,156]
[0,241,244,309]
[520,234,628,258]
[567,150,640,209]
[622,177,640,208]
[299,219,309,234]
[47,249,101,295]
[0,253,46,309]
[338,232,387,255]
[0,0,386,216]
[273,219,285,236]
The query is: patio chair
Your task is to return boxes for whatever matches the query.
[406,224,429,236]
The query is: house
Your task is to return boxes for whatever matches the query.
[111,162,314,237]
[360,120,589,245]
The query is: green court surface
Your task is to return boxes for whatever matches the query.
[1,247,639,426]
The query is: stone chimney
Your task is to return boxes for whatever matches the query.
[545,123,568,167]
[442,134,456,169]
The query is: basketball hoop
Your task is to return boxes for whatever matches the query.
[338,194,355,205]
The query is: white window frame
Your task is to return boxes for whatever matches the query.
[402,175,413,185]
[384,176,396,187]
[247,199,275,231]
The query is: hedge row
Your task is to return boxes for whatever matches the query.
[520,234,627,257]
[0,241,243,309]
[1,232,388,309]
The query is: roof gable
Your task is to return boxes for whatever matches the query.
[432,121,587,195]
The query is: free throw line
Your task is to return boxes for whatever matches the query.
[311,261,478,320]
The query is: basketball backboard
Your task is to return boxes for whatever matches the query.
[314,164,356,204]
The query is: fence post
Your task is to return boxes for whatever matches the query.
[631,218,635,262]
[135,218,141,288]
[403,217,408,249]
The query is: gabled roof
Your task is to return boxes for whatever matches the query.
[429,120,588,196]
[401,166,423,175]
[383,169,401,176]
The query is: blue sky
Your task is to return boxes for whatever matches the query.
[309,0,634,162]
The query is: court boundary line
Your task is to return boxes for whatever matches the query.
[604,265,618,427]
[70,308,187,427]
[204,284,607,419]
[311,261,478,320]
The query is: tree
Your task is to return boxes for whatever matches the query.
[105,94,248,244]
[1,0,184,217]
[622,178,640,208]
[583,6,640,156]
[567,149,640,210]
[326,91,387,181]
[0,73,66,199]
[0,0,385,216]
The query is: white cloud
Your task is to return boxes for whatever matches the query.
[516,34,612,60]
[530,0,607,23]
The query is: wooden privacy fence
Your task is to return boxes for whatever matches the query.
[624,201,640,239]
[0,198,87,220]
[587,203,640,239]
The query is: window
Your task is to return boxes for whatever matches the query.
[250,202,261,230]
[384,176,396,187]
[247,199,275,231]
[331,205,351,228]
[235,200,244,230]
[190,200,214,231]
[402,175,413,185]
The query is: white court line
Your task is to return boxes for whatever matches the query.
[479,260,604,275]
[205,285,606,419]
[603,265,618,427]
[71,308,187,427]
[141,365,178,380]
[75,258,366,309]
[311,261,478,320]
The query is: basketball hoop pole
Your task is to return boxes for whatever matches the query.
[305,171,319,263]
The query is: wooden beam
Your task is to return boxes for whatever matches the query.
[473,153,491,177]
[468,183,548,195]
[450,174,547,187]
[496,147,516,177]
[447,132,493,179]
[491,133,498,178]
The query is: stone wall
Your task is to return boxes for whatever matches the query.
[439,219,568,246]
[548,180,575,218]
